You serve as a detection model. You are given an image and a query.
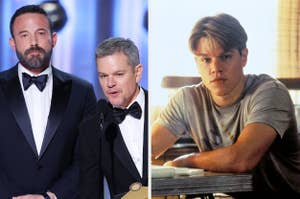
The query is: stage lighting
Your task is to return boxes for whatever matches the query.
[40,0,68,32]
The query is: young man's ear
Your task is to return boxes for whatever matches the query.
[241,48,248,67]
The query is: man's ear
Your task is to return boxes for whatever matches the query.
[9,37,16,51]
[134,64,143,83]
[241,48,248,67]
[51,32,57,47]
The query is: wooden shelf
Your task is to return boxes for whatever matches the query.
[160,76,300,90]
[161,76,201,88]
[277,78,300,90]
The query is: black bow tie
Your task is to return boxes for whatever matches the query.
[22,72,48,91]
[112,101,142,124]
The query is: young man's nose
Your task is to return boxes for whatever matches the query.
[210,59,223,74]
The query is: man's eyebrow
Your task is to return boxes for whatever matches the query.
[223,49,234,53]
[196,53,208,56]
[17,30,28,35]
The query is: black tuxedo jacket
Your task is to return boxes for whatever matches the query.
[0,65,97,199]
[79,89,148,199]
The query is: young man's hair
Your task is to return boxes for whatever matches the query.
[96,37,140,67]
[10,4,52,37]
[189,13,247,54]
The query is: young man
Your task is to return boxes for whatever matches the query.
[0,5,97,199]
[152,13,300,197]
[79,37,148,199]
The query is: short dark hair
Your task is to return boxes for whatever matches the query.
[189,13,247,54]
[10,5,52,37]
[95,37,140,67]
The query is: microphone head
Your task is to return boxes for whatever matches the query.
[97,99,109,116]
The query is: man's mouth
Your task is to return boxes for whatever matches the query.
[107,90,119,97]
[210,78,226,83]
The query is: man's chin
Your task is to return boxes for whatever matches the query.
[107,98,122,107]
[23,64,48,73]
[210,89,228,97]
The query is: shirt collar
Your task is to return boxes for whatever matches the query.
[126,87,145,110]
[18,63,52,77]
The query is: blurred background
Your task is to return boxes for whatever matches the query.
[0,0,148,99]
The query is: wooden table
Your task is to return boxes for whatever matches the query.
[152,171,253,197]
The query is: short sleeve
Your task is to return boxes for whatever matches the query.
[246,82,293,138]
[154,88,189,137]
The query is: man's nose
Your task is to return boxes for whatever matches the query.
[29,35,38,46]
[107,76,116,87]
[210,58,223,74]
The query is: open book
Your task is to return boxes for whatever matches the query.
[152,165,204,178]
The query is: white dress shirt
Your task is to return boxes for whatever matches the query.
[18,64,53,155]
[118,88,145,177]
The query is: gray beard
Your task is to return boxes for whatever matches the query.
[16,48,52,70]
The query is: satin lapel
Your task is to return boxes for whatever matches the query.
[101,110,113,176]
[142,89,148,184]
[1,66,38,156]
[114,125,141,180]
[39,69,71,158]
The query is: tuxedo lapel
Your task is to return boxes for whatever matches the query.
[100,110,142,190]
[114,128,142,181]
[39,68,71,158]
[0,66,38,156]
[142,89,148,184]
[113,89,148,182]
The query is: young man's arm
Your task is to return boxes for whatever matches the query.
[151,123,178,161]
[165,123,277,172]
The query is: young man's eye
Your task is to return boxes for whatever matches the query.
[201,57,211,63]
[220,54,232,61]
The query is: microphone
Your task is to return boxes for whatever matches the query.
[97,99,119,143]
[97,99,109,132]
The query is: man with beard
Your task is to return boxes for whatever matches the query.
[0,5,97,199]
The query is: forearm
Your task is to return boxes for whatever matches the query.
[151,123,178,160]
[166,145,249,172]
[166,123,277,172]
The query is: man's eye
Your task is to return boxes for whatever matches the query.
[220,54,232,61]
[99,74,107,78]
[201,57,211,63]
[20,34,28,38]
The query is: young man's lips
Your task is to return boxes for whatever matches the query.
[210,78,226,83]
